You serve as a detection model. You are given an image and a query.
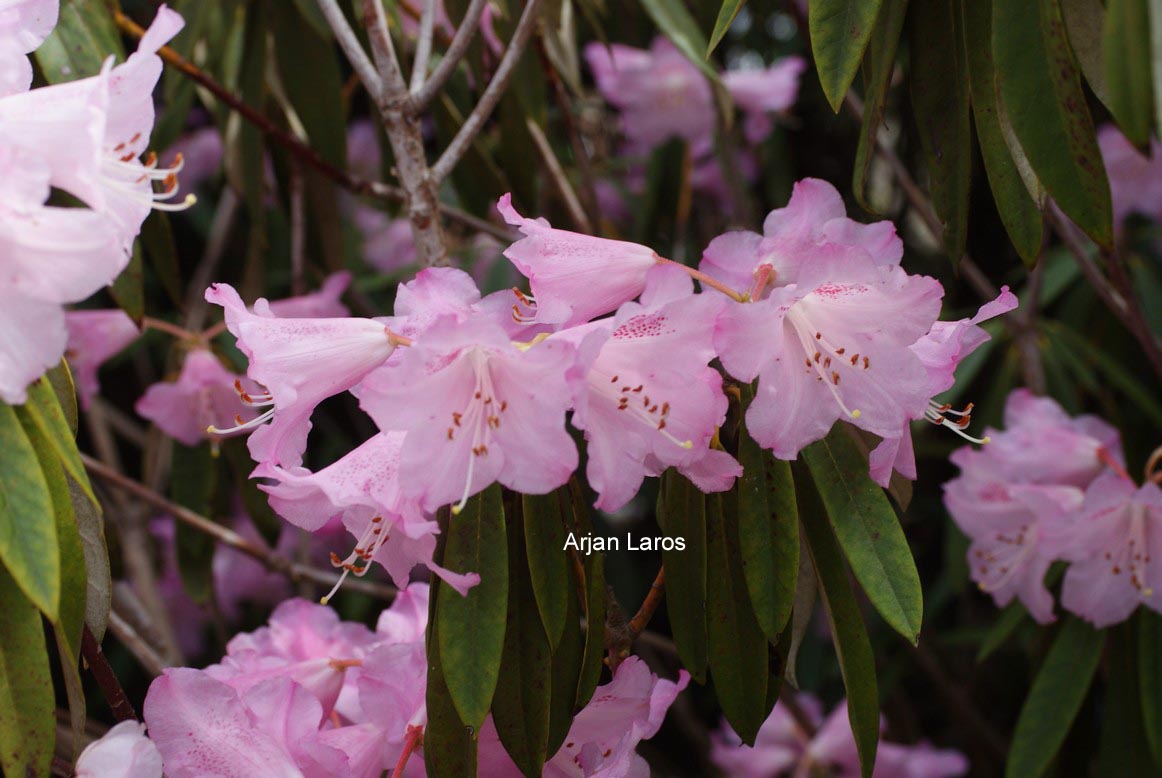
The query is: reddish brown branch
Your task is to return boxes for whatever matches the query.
[627,566,666,639]
[82,625,138,723]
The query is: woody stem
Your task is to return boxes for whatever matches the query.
[627,566,666,639]
[141,316,195,341]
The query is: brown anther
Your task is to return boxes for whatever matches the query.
[610,375,620,382]
[142,150,155,165]
[649,405,658,413]
[813,351,821,363]
[658,419,667,430]
[661,402,670,414]
[633,385,644,392]
[500,401,507,411]
[863,356,870,369]
[163,172,178,192]
[447,428,454,440]
[823,356,832,368]
[815,332,822,339]
[121,152,137,162]
[831,371,840,385]
[452,412,462,426]
[329,552,342,565]
[850,354,859,366]
[836,347,845,355]
[114,142,126,152]
[234,414,245,425]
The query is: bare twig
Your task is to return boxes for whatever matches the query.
[527,117,591,232]
[359,0,407,96]
[108,608,169,677]
[82,625,138,722]
[289,163,307,296]
[431,0,545,183]
[410,0,437,93]
[410,0,489,107]
[313,0,384,98]
[83,454,399,601]
[626,566,666,639]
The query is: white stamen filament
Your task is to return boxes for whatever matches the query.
[785,308,862,420]
[924,400,990,445]
[593,370,692,450]
[450,351,506,515]
[321,515,389,604]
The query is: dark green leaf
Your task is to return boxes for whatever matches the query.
[573,489,606,710]
[962,0,1045,265]
[1099,621,1157,776]
[736,386,798,642]
[910,0,972,259]
[0,404,59,619]
[796,465,879,778]
[34,0,123,83]
[273,4,347,168]
[976,600,1028,662]
[492,498,552,778]
[546,563,584,758]
[22,377,97,505]
[1006,616,1104,778]
[222,438,281,546]
[810,0,885,112]
[425,554,479,778]
[70,472,110,642]
[802,429,922,643]
[638,0,733,122]
[994,0,1113,247]
[1140,609,1162,767]
[109,246,146,324]
[140,212,185,310]
[0,564,54,778]
[707,1,746,57]
[656,469,708,683]
[1103,0,1155,147]
[523,491,570,650]
[1061,0,1111,108]
[784,535,816,687]
[45,361,78,437]
[852,0,908,213]
[707,492,770,744]
[438,484,509,729]
[170,443,218,604]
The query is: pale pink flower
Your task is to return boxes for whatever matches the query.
[204,282,402,467]
[498,193,662,326]
[266,271,351,319]
[584,37,714,153]
[1097,124,1162,231]
[358,311,580,513]
[75,721,163,778]
[65,308,139,408]
[1058,473,1162,628]
[710,694,824,777]
[557,265,740,511]
[723,57,807,145]
[256,432,480,599]
[135,348,254,447]
[0,0,58,97]
[357,210,419,274]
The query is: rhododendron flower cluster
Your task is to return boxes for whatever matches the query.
[710,692,967,778]
[129,585,687,777]
[945,388,1162,628]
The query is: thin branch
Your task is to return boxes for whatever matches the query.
[626,566,666,639]
[910,642,1009,765]
[431,0,545,182]
[410,0,437,93]
[82,454,399,602]
[410,0,489,108]
[108,608,169,677]
[359,0,408,101]
[313,0,383,97]
[289,163,307,296]
[82,625,138,722]
[527,117,591,232]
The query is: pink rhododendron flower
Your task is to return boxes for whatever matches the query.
[74,721,163,778]
[257,432,481,598]
[135,348,254,447]
[584,37,714,153]
[1097,124,1162,231]
[558,265,740,511]
[0,0,58,97]
[205,282,404,467]
[723,57,807,145]
[358,311,580,512]
[498,193,662,326]
[266,271,352,319]
[65,308,139,409]
[479,655,690,777]
[1057,472,1162,628]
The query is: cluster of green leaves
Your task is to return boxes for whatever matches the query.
[0,365,109,777]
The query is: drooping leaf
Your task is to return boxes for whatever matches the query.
[169,442,219,604]
[70,472,111,642]
[546,561,585,758]
[962,0,1045,265]
[852,0,908,213]
[1099,621,1157,776]
[802,429,922,644]
[523,491,570,650]
[438,485,509,729]
[993,0,1113,247]
[1140,609,1162,767]
[784,534,817,687]
[1103,0,1155,148]
[45,360,78,437]
[140,212,185,310]
[1061,0,1111,108]
[0,404,59,619]
[273,3,347,168]
[707,492,770,745]
[910,0,972,260]
[975,600,1028,662]
[707,1,746,57]
[796,463,880,778]
[109,245,147,324]
[425,555,479,778]
[21,377,97,505]
[492,497,552,778]
[0,564,55,778]
[809,0,885,112]
[572,487,606,710]
[34,0,123,83]
[656,469,709,683]
[1006,616,1105,778]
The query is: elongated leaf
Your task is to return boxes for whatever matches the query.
[425,572,479,777]
[109,246,146,324]
[784,534,816,687]
[546,564,584,758]
[1141,609,1162,767]
[1006,616,1104,778]
[707,1,746,57]
[802,430,922,643]
[962,0,1044,265]
[573,490,606,710]
[1099,622,1156,776]
[852,0,908,212]
[976,600,1028,662]
[523,491,570,650]
[22,377,97,505]
[1104,0,1155,147]
[707,492,770,744]
[140,212,185,310]
[810,0,885,112]
[46,361,79,437]
[1062,0,1111,108]
[35,0,123,83]
[0,564,55,778]
[170,443,218,604]
[796,465,879,778]
[994,0,1113,247]
[638,0,733,122]
[0,404,59,619]
[273,3,347,167]
[910,0,971,260]
[492,499,552,778]
[438,485,509,729]
[736,386,798,642]
[656,469,709,683]
[70,472,111,642]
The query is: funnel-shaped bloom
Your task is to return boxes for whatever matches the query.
[65,309,139,409]
[135,348,254,446]
[559,265,739,511]
[205,282,400,467]
[0,0,58,97]
[75,721,163,778]
[498,193,661,326]
[358,312,580,513]
[267,271,351,319]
